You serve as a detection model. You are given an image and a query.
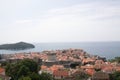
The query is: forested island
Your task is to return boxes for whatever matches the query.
[0,42,35,50]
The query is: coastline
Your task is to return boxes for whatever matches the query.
[0,42,120,59]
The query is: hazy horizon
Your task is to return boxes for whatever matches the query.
[0,0,120,43]
[0,41,120,44]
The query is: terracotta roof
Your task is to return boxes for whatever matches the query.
[41,65,47,69]
[81,65,94,69]
[0,67,5,73]
[102,66,113,71]
[85,69,95,75]
[92,71,109,79]
[48,67,58,71]
[53,70,69,76]
[82,58,94,63]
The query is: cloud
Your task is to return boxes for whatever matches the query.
[15,19,33,24]
[47,1,120,19]
[0,0,120,42]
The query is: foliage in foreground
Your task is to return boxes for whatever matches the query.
[109,71,120,80]
[5,59,52,80]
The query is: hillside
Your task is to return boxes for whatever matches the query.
[0,42,35,50]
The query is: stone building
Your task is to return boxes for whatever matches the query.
[46,53,57,62]
[91,71,109,80]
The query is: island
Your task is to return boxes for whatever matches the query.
[0,42,35,50]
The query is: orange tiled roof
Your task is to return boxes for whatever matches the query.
[86,69,95,75]
[48,67,58,71]
[41,65,47,69]
[82,58,94,63]
[53,70,69,76]
[102,66,113,71]
[0,67,5,73]
[48,65,64,71]
[81,65,94,69]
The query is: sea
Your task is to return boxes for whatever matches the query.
[0,42,120,59]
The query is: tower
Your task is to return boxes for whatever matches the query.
[47,53,56,62]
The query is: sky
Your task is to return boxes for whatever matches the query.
[0,0,120,43]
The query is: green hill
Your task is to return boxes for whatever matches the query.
[0,42,35,50]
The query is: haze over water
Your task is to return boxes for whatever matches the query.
[0,42,120,59]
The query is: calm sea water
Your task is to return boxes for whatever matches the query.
[0,42,120,59]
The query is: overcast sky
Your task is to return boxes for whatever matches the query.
[0,0,120,43]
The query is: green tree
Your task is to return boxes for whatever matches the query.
[28,72,40,80]
[5,59,53,80]
[39,72,52,80]
[113,71,120,80]
[115,57,120,63]
[18,76,31,80]
[108,56,120,63]
[5,63,21,80]
[20,59,38,73]
[0,61,8,67]
[5,59,39,80]
[17,65,30,78]
[109,71,120,80]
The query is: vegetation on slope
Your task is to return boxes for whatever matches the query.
[5,59,52,80]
